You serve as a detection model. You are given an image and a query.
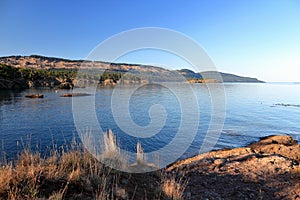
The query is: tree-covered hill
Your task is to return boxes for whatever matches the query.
[0,55,264,90]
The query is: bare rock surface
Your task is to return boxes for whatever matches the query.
[167,135,300,199]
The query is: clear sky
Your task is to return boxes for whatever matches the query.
[1,0,300,82]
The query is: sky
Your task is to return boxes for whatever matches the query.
[1,0,300,82]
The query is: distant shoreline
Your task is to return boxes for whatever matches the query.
[0,55,264,90]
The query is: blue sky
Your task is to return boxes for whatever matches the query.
[1,0,299,82]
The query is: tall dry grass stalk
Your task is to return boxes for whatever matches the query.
[136,142,145,164]
[100,129,127,170]
[82,129,157,172]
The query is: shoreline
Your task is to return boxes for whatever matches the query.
[167,134,300,199]
[0,134,299,199]
[0,55,264,90]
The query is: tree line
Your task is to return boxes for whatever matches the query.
[0,64,143,82]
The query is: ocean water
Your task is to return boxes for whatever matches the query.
[0,83,299,160]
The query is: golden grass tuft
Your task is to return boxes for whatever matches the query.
[162,175,188,200]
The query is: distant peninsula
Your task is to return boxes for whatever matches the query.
[177,69,264,83]
[0,55,264,90]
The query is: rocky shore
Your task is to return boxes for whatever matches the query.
[0,134,299,199]
[167,135,300,199]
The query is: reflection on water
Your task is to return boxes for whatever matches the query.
[0,83,300,160]
[0,90,21,104]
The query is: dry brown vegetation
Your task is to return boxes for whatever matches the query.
[2,132,299,199]
[0,131,185,200]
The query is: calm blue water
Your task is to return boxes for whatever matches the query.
[0,83,300,159]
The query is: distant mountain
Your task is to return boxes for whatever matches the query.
[0,55,264,83]
[203,71,264,83]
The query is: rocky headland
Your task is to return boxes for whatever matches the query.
[167,135,300,199]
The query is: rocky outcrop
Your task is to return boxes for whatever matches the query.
[57,82,73,89]
[167,135,300,199]
[25,78,62,88]
[103,78,116,86]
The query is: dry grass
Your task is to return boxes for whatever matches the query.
[0,147,114,199]
[162,175,188,200]
[0,130,188,200]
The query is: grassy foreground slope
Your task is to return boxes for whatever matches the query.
[0,131,184,200]
[1,132,300,199]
